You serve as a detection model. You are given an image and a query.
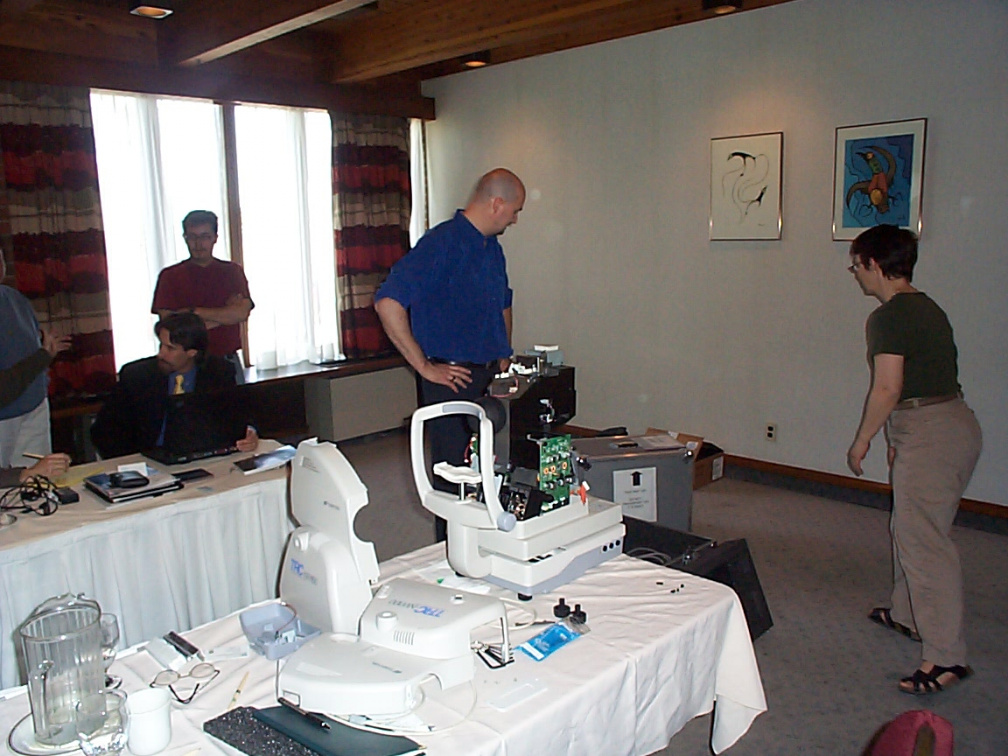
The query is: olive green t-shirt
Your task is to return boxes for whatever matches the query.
[866,292,960,401]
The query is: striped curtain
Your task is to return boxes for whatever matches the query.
[331,113,411,358]
[0,81,114,396]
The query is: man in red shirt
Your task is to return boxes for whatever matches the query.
[151,210,253,381]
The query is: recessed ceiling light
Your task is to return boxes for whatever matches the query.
[130,1,173,19]
[462,51,491,69]
[702,0,742,14]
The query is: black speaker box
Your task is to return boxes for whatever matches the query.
[622,517,773,640]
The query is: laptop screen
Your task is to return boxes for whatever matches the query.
[156,389,248,460]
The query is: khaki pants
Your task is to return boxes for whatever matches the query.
[887,398,982,666]
[0,398,51,468]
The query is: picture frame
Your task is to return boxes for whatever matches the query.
[709,131,783,241]
[832,118,926,241]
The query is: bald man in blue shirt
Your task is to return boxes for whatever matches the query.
[375,168,525,541]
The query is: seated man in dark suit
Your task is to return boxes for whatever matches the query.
[90,313,259,459]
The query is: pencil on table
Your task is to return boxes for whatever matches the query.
[227,671,250,711]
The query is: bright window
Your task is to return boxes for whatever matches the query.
[90,90,340,370]
[233,104,340,368]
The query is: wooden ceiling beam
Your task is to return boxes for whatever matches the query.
[0,0,45,20]
[2,0,800,90]
[159,0,375,67]
[458,0,795,72]
[0,0,156,65]
[330,0,797,83]
[328,0,645,82]
[367,0,796,86]
[0,44,435,120]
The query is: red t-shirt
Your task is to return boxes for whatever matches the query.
[151,258,252,356]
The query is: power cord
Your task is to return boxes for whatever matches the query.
[0,475,60,517]
[623,546,677,568]
[501,596,538,630]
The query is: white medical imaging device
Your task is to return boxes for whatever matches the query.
[411,400,626,597]
[278,438,380,635]
[277,439,511,718]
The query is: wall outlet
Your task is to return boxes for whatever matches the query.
[765,423,777,442]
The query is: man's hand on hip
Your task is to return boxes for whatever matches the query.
[420,361,472,393]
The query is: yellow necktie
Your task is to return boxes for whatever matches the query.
[173,374,185,395]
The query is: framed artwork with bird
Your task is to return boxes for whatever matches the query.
[832,118,926,240]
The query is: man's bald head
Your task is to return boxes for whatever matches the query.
[470,168,525,203]
[464,168,526,237]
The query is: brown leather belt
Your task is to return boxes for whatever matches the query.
[894,393,961,410]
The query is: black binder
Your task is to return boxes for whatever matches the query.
[204,705,424,756]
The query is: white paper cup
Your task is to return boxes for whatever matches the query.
[125,688,171,755]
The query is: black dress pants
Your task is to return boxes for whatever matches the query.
[420,364,496,541]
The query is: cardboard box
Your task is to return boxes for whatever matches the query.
[692,442,725,489]
[645,428,724,489]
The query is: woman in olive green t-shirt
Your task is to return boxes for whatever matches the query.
[846,224,982,696]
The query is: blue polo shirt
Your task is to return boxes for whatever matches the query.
[0,285,46,420]
[376,210,513,364]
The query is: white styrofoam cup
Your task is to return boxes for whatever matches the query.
[125,687,171,755]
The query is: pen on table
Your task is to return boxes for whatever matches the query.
[227,671,249,711]
[279,697,331,729]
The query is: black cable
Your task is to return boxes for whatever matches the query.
[0,475,60,517]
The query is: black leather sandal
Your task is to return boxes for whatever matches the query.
[868,607,922,642]
[898,664,973,695]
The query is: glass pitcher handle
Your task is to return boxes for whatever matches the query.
[32,659,54,731]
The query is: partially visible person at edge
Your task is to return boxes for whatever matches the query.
[846,224,982,696]
[374,168,526,542]
[0,248,71,468]
[151,210,253,383]
[0,453,70,488]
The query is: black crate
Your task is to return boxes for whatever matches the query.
[622,517,773,640]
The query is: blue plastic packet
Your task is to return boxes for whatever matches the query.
[517,620,583,661]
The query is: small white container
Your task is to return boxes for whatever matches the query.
[126,687,171,755]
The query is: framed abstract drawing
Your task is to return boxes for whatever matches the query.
[832,118,926,241]
[709,131,783,241]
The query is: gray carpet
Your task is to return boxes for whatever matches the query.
[337,430,1008,754]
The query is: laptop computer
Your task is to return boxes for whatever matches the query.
[142,389,248,466]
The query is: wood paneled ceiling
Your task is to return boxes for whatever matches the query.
[0,0,796,117]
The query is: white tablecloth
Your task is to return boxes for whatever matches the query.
[0,444,293,688]
[0,544,766,755]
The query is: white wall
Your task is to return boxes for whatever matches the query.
[421,0,1008,505]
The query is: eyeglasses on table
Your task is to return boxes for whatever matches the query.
[150,662,220,704]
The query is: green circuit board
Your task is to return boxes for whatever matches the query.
[537,434,573,511]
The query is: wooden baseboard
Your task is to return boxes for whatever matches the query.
[726,454,1007,520]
